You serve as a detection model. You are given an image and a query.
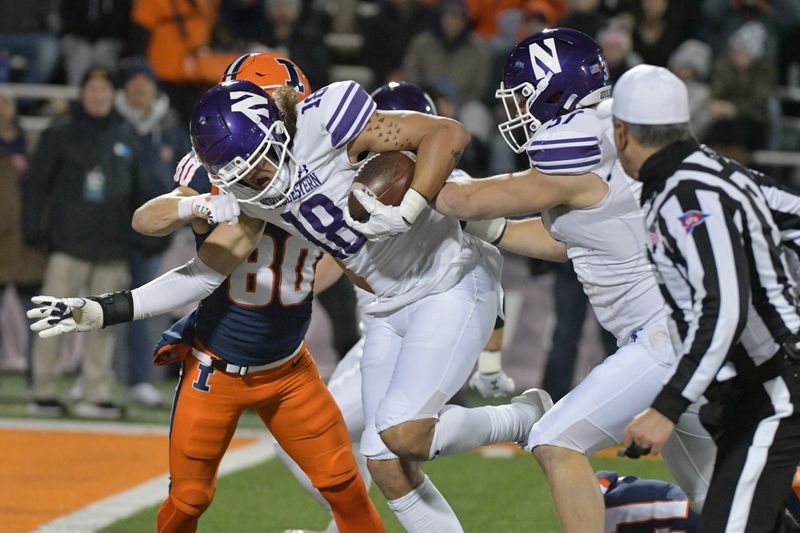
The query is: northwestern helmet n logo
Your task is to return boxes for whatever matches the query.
[230,91,272,134]
[528,38,562,80]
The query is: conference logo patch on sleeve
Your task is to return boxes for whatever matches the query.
[678,210,709,234]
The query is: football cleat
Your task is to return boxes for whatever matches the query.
[510,388,554,445]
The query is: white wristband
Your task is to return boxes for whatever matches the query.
[399,188,429,225]
[177,196,194,221]
[463,218,508,245]
[478,350,502,374]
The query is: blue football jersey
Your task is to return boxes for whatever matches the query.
[599,471,699,533]
[175,154,322,366]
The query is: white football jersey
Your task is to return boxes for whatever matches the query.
[235,81,502,314]
[530,108,666,345]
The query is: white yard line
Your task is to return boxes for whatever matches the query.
[0,418,273,532]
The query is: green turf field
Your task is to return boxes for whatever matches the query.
[104,451,675,533]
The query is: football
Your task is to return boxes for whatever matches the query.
[348,151,416,222]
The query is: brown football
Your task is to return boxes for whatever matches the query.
[348,151,416,222]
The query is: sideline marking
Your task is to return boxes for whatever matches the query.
[0,419,272,533]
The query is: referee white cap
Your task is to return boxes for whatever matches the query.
[597,64,690,125]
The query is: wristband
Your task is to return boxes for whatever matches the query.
[399,188,429,225]
[87,291,134,327]
[478,350,502,374]
[177,196,194,221]
[463,218,508,245]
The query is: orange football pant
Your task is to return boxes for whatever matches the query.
[157,343,384,533]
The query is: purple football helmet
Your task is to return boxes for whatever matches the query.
[497,28,610,153]
[190,79,296,207]
[371,81,437,116]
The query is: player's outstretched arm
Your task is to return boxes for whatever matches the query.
[498,218,568,262]
[132,187,197,236]
[132,186,241,236]
[435,169,607,220]
[29,213,265,338]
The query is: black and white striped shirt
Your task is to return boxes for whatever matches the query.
[640,140,800,422]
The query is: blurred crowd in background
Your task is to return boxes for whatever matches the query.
[1,0,800,418]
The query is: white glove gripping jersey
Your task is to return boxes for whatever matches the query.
[234,81,503,314]
[531,108,667,345]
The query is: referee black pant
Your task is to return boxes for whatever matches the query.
[699,367,800,532]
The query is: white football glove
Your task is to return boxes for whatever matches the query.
[345,188,411,240]
[27,296,104,338]
[178,192,240,225]
[345,187,429,241]
[469,350,515,398]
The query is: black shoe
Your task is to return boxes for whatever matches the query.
[27,398,68,417]
[74,401,125,419]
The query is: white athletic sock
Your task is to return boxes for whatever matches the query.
[387,475,463,533]
[429,403,535,459]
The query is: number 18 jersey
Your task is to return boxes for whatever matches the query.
[236,81,503,314]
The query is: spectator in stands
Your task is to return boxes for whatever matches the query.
[262,0,330,88]
[466,0,558,41]
[557,0,608,39]
[131,0,239,121]
[668,39,714,140]
[0,1,58,84]
[114,57,185,407]
[404,0,491,106]
[216,0,271,50]
[597,18,640,82]
[0,90,45,383]
[515,1,564,44]
[701,0,799,60]
[22,67,158,419]
[631,0,686,67]
[60,0,132,86]
[360,0,436,87]
[706,20,777,164]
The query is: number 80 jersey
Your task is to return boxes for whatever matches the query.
[178,162,322,367]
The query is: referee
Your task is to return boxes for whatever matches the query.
[605,65,800,532]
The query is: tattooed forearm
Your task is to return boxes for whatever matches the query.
[365,113,413,149]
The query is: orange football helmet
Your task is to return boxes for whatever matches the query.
[222,52,311,100]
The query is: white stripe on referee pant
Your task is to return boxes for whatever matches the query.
[726,375,794,532]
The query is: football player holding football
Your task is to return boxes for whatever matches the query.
[29,71,550,532]
[125,52,384,533]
